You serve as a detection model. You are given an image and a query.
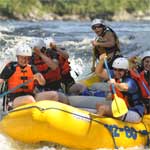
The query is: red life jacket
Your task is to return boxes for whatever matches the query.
[130,70,150,99]
[7,64,34,93]
[33,54,61,83]
[58,54,71,75]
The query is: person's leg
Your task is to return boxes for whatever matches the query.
[91,82,110,92]
[96,103,112,117]
[13,95,35,108]
[35,91,69,104]
[69,83,87,95]
[121,111,142,123]
[61,73,75,94]
[68,95,107,109]
[96,104,142,123]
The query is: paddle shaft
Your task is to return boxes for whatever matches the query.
[0,79,33,98]
[142,81,150,95]
[104,58,124,115]
[104,59,116,94]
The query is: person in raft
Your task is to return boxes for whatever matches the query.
[95,53,144,123]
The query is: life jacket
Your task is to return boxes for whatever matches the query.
[58,54,71,75]
[7,64,34,93]
[32,54,61,83]
[110,76,142,109]
[94,26,120,59]
[130,70,150,99]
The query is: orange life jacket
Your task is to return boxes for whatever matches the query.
[7,64,34,93]
[33,54,61,83]
[58,54,71,75]
[130,70,150,99]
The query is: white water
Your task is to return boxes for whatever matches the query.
[0,20,150,150]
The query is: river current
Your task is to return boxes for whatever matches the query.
[0,19,150,150]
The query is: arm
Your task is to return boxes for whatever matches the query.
[95,53,109,80]
[33,73,46,86]
[31,65,45,86]
[40,53,58,70]
[108,79,128,91]
[56,47,69,59]
[50,42,69,59]
[33,48,58,70]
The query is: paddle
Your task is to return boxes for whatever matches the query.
[0,78,34,117]
[104,58,128,117]
[0,79,33,99]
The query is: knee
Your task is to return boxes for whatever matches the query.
[96,103,112,117]
[69,83,87,95]
[44,91,64,101]
[13,95,35,108]
[58,92,69,104]
[46,91,69,104]
[27,96,35,103]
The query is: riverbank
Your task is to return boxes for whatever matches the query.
[112,10,150,21]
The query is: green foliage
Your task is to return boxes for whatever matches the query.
[0,0,150,19]
[0,0,42,18]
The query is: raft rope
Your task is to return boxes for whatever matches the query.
[5,106,150,149]
[141,119,150,147]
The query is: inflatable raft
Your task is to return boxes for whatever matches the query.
[79,72,100,87]
[0,100,150,149]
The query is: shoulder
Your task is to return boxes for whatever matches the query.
[106,27,116,33]
[124,76,136,84]
[0,61,17,79]
[104,27,118,38]
[104,27,113,33]
[124,77,139,91]
[5,61,17,71]
[103,28,115,39]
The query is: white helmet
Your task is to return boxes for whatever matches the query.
[141,51,150,61]
[44,37,55,48]
[16,44,32,56]
[112,57,129,70]
[91,18,105,27]
[30,39,46,50]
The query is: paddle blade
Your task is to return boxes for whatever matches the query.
[112,94,128,117]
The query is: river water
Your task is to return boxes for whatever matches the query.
[0,19,150,150]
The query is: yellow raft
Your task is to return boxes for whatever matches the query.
[0,100,150,149]
[79,72,100,87]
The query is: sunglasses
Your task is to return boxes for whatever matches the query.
[113,68,125,72]
[92,24,103,30]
